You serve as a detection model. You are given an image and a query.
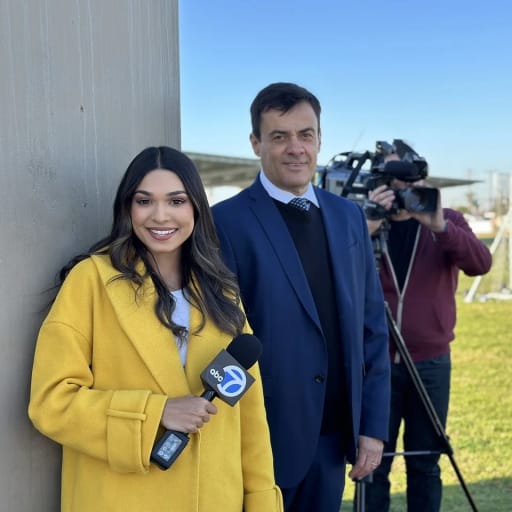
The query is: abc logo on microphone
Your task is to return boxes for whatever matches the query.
[200,350,255,406]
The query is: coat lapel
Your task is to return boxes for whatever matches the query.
[92,255,232,397]
[183,307,230,393]
[92,256,191,396]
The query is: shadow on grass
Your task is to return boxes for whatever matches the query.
[340,476,512,511]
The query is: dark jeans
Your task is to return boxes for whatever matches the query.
[364,353,451,512]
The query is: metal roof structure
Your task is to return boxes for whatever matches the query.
[186,152,260,189]
[186,152,479,190]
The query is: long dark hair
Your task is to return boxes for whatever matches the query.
[60,146,245,338]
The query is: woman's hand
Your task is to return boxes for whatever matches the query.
[161,395,218,433]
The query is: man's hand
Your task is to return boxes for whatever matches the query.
[348,435,384,481]
[366,185,395,235]
[409,187,446,232]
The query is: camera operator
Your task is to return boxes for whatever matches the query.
[362,153,492,512]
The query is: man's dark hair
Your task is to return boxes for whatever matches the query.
[250,82,321,139]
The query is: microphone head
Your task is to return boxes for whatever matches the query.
[226,334,262,370]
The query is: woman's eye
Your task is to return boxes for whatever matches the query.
[135,198,150,205]
[171,198,186,205]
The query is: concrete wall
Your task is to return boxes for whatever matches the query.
[0,1,180,509]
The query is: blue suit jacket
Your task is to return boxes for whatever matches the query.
[212,178,390,488]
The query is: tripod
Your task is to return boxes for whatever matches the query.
[354,225,479,511]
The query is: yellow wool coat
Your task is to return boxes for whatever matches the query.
[29,255,282,512]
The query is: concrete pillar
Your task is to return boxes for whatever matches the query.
[0,1,180,509]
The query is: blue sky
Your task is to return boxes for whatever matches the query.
[179,0,511,208]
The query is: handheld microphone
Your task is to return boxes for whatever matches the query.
[151,334,262,470]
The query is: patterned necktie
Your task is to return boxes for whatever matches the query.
[288,197,311,211]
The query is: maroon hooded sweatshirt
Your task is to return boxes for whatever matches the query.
[380,208,492,363]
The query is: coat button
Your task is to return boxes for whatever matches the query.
[314,375,325,383]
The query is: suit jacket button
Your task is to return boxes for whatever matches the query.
[314,375,325,383]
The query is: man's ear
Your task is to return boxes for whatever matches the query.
[318,128,322,152]
[250,133,261,157]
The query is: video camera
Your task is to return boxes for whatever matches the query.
[316,139,438,220]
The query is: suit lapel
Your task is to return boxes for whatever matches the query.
[247,180,322,332]
[318,190,355,318]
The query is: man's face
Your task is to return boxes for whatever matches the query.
[250,101,321,196]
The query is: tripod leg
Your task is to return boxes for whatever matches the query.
[354,479,364,512]
[384,303,479,512]
[354,474,372,512]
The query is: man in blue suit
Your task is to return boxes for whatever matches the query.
[212,82,390,512]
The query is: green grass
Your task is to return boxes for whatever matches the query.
[341,273,512,510]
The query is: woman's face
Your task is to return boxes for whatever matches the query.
[130,169,195,266]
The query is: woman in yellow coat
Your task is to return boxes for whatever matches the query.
[28,146,282,512]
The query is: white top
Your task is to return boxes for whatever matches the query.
[169,289,190,366]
